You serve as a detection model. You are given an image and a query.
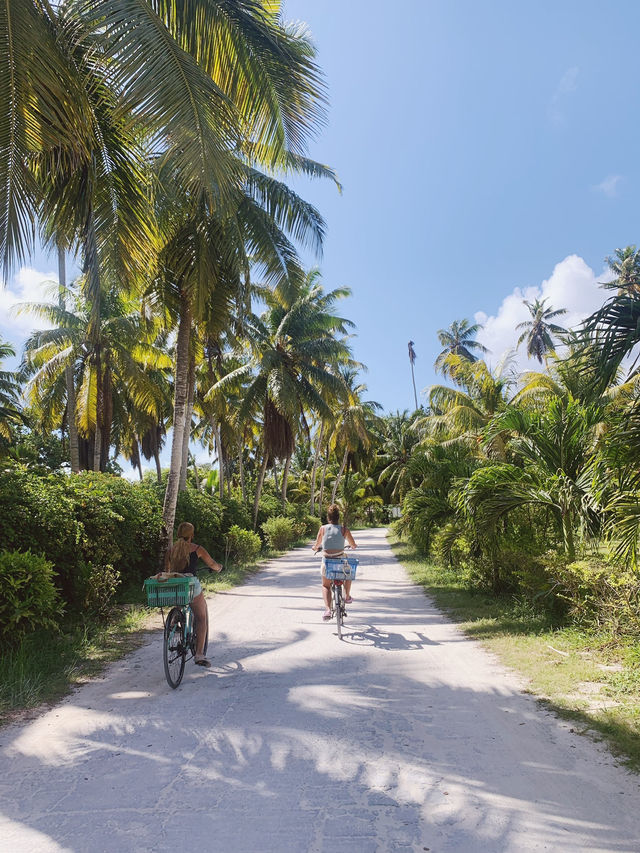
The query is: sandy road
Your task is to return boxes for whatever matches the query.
[1,527,639,853]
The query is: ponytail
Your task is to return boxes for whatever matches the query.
[169,521,195,572]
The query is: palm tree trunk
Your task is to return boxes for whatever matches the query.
[93,348,102,472]
[58,246,80,473]
[238,437,246,504]
[178,353,195,492]
[191,452,200,491]
[273,461,279,493]
[310,422,324,515]
[281,454,291,508]
[410,361,418,411]
[154,448,162,483]
[319,450,329,515]
[331,448,349,503]
[252,450,269,530]
[161,290,192,562]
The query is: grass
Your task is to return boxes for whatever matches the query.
[390,534,640,770]
[0,552,266,727]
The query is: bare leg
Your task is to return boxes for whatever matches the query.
[191,592,208,656]
[322,577,332,609]
[344,580,352,599]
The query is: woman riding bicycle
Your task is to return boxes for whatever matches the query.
[165,521,222,667]
[312,504,357,621]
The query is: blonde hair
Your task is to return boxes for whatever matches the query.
[169,522,195,572]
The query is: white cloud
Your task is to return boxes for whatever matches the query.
[0,266,59,338]
[594,174,622,197]
[475,254,611,374]
[549,66,579,123]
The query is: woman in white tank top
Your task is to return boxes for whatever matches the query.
[312,503,357,620]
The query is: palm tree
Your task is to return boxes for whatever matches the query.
[328,368,382,504]
[21,284,170,471]
[516,298,567,364]
[465,397,603,561]
[377,411,420,503]
[423,354,514,460]
[408,341,418,410]
[210,279,352,526]
[0,339,23,441]
[435,319,488,373]
[604,246,640,294]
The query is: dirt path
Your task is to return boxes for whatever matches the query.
[1,528,639,852]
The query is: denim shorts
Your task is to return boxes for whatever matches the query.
[191,577,203,597]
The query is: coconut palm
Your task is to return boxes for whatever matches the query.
[328,368,382,504]
[463,397,604,560]
[377,411,421,503]
[434,319,488,374]
[0,339,24,441]
[516,298,567,364]
[423,354,515,460]
[209,279,352,526]
[21,284,170,470]
[408,341,418,410]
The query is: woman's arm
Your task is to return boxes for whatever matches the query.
[195,545,223,572]
[344,528,357,549]
[312,526,324,552]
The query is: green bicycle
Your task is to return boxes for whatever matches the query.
[144,572,210,689]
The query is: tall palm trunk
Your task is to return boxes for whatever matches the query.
[161,290,192,561]
[191,452,200,490]
[178,353,195,492]
[58,246,80,473]
[319,449,329,515]
[273,461,279,492]
[253,450,269,530]
[310,422,324,515]
[331,447,349,503]
[93,348,102,472]
[216,422,224,499]
[281,454,291,508]
[238,437,246,504]
[154,448,162,483]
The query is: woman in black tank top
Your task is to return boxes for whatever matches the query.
[166,522,223,666]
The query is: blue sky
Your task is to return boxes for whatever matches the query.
[2,0,640,419]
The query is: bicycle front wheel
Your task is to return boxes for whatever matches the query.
[163,607,186,689]
[333,585,343,639]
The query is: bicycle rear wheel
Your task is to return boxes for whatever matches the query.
[164,607,186,688]
[333,584,343,639]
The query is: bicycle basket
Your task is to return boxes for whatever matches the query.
[144,577,196,607]
[324,557,358,581]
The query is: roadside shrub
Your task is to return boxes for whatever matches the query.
[549,558,640,634]
[255,493,281,531]
[65,474,161,583]
[176,487,224,557]
[0,550,63,645]
[261,516,296,550]
[79,562,122,622]
[221,497,252,532]
[225,526,262,565]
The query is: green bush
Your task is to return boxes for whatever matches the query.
[549,557,640,633]
[221,496,252,532]
[65,474,162,583]
[261,516,297,550]
[0,550,63,645]
[176,487,224,558]
[0,466,81,603]
[80,562,122,622]
[225,526,262,565]
[256,493,281,532]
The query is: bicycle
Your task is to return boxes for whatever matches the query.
[143,569,212,688]
[322,550,358,640]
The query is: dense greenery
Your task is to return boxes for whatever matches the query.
[391,248,640,636]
